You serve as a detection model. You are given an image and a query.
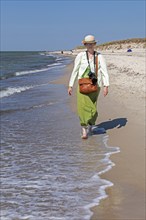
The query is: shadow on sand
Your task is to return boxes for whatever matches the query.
[93,118,128,135]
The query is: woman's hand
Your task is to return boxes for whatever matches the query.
[103,86,108,97]
[68,87,72,96]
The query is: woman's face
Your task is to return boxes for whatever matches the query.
[85,43,96,50]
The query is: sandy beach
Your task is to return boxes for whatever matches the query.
[56,47,145,219]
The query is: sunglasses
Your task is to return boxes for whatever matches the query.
[85,43,95,46]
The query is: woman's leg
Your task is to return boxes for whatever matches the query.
[77,87,100,138]
[77,87,100,126]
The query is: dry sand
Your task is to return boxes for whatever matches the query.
[55,48,145,220]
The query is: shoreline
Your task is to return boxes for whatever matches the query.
[91,89,145,219]
[55,49,145,220]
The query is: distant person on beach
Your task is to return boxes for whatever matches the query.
[68,35,109,139]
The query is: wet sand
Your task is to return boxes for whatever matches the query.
[90,88,145,220]
[55,50,145,220]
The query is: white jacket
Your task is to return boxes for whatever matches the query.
[69,51,109,88]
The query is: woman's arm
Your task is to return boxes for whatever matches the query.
[68,52,82,88]
[99,54,109,87]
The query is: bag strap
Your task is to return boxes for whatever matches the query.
[86,51,98,78]
[95,52,98,78]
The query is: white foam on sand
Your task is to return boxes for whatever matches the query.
[82,135,120,220]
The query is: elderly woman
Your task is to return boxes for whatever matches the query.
[68,35,109,139]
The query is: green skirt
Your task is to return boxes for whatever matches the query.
[77,86,100,126]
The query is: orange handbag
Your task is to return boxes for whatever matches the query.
[78,78,98,94]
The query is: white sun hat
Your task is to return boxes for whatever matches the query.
[82,35,97,44]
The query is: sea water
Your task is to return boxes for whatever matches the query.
[0,51,120,220]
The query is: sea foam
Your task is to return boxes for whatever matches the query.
[0,86,33,98]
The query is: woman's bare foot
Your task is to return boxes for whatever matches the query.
[81,127,88,139]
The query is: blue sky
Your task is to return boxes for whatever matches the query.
[1,0,145,51]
